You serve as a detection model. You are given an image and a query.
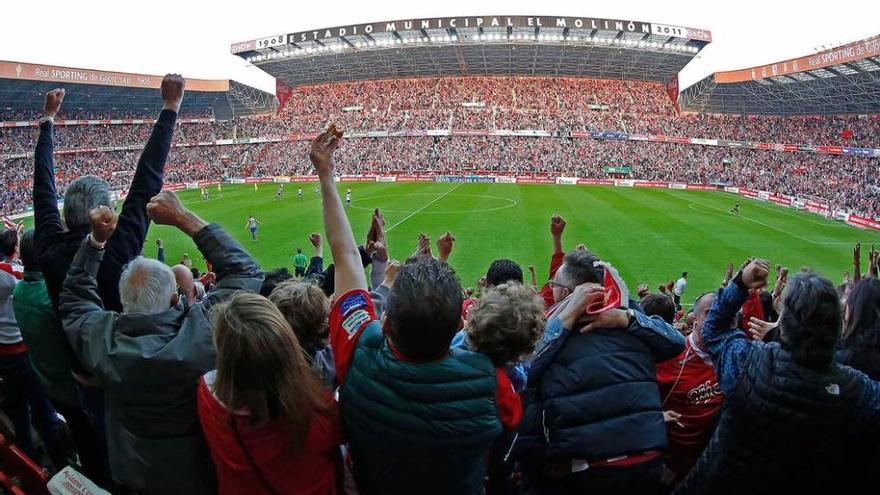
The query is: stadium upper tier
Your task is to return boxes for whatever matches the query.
[681,35,880,115]
[0,61,276,119]
[231,15,710,86]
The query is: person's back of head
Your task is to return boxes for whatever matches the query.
[119,257,177,315]
[466,283,544,366]
[641,293,676,324]
[260,267,293,297]
[296,248,302,254]
[171,264,196,302]
[63,175,111,230]
[269,280,330,353]
[486,259,523,287]
[779,271,841,371]
[386,257,463,359]
[560,250,603,287]
[211,293,330,445]
[0,229,18,259]
[17,229,38,271]
[842,278,880,378]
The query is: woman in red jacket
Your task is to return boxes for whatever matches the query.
[198,292,342,494]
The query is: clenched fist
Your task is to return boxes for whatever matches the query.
[436,232,455,262]
[89,206,118,244]
[147,191,206,236]
[550,214,566,237]
[741,258,770,290]
[161,74,186,113]
[43,89,65,119]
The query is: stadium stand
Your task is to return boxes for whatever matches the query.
[2,12,880,495]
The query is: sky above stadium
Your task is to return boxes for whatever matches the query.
[2,0,878,94]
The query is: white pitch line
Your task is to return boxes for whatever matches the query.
[385,183,464,232]
[670,193,853,246]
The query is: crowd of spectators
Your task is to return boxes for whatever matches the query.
[2,135,878,218]
[3,81,880,495]
[2,75,879,219]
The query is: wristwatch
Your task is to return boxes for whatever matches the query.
[626,308,637,326]
[38,115,54,125]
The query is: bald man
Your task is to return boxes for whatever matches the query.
[172,264,198,302]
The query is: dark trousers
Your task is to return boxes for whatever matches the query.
[0,351,71,469]
[53,399,106,486]
[523,458,665,495]
[673,294,682,311]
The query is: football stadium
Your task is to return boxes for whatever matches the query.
[1,5,880,495]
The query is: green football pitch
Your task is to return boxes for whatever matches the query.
[135,182,880,302]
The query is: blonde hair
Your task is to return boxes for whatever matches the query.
[211,293,332,447]
[466,283,545,366]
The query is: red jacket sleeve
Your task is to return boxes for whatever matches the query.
[540,252,565,309]
[496,369,523,431]
[740,290,765,339]
[329,289,378,384]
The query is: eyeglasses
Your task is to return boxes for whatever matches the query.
[548,280,573,291]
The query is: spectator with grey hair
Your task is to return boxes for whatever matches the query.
[59,190,264,494]
[32,76,186,313]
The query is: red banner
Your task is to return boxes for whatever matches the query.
[666,75,680,115]
[276,80,293,115]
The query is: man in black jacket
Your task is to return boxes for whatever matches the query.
[674,260,880,495]
[33,74,185,313]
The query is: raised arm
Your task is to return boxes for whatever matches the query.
[540,215,567,307]
[311,126,366,295]
[59,206,119,374]
[702,259,770,394]
[32,89,66,250]
[99,74,186,311]
[146,191,263,308]
[305,233,324,277]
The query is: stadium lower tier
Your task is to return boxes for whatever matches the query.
[2,137,877,219]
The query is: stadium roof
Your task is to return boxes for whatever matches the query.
[231,15,711,87]
[0,61,276,119]
[680,35,880,115]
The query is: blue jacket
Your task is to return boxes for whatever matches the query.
[513,307,684,463]
[674,278,880,495]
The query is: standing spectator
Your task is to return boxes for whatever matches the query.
[268,280,336,389]
[0,228,71,470]
[60,191,264,494]
[673,272,688,311]
[513,251,685,494]
[197,293,341,495]
[837,277,880,380]
[312,127,519,494]
[656,291,724,485]
[674,261,880,494]
[12,229,103,480]
[33,75,186,312]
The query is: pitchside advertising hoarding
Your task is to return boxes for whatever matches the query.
[231,16,710,53]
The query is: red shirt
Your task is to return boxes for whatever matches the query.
[655,335,724,481]
[196,374,343,495]
[330,289,522,431]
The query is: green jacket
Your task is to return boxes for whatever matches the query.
[340,321,503,495]
[12,271,80,408]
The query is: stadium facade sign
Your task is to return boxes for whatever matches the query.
[231,16,711,53]
[0,61,229,91]
[715,34,880,83]
[290,17,651,42]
